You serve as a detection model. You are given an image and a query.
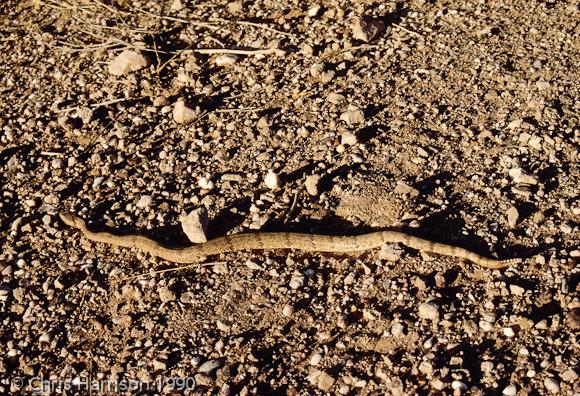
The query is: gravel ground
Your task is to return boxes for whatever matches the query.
[0,0,578,394]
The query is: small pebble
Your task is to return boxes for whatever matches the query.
[305,175,321,196]
[216,320,231,333]
[214,54,239,66]
[543,378,560,394]
[136,195,152,209]
[479,320,493,332]
[451,380,468,391]
[309,353,323,366]
[341,131,358,145]
[198,176,214,190]
[282,304,295,317]
[418,302,440,321]
[509,167,538,185]
[198,358,224,374]
[108,50,150,76]
[181,208,209,243]
[308,368,335,391]
[502,384,517,396]
[173,100,199,123]
[560,368,578,382]
[503,327,516,337]
[391,322,405,336]
[340,106,365,125]
[289,275,305,290]
[264,170,282,189]
[507,206,519,228]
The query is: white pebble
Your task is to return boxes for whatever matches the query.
[506,206,519,228]
[214,54,239,66]
[390,322,405,336]
[543,378,560,394]
[339,106,365,125]
[216,320,231,333]
[173,100,199,123]
[502,384,517,396]
[264,170,282,189]
[309,353,323,366]
[181,208,209,243]
[198,358,224,374]
[341,131,358,145]
[451,380,467,391]
[282,304,295,317]
[503,327,515,337]
[418,302,440,321]
[508,167,538,185]
[136,195,152,209]
[289,275,305,290]
[108,50,150,76]
[198,176,214,190]
[479,320,493,331]
[305,175,320,196]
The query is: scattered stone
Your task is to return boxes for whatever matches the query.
[434,272,446,288]
[391,322,405,336]
[158,286,176,303]
[216,320,231,333]
[307,5,320,17]
[170,0,184,11]
[136,195,152,209]
[509,167,538,185]
[340,106,365,125]
[289,275,305,290]
[308,368,336,391]
[152,359,167,371]
[543,378,560,394]
[305,175,321,196]
[451,380,468,391]
[173,100,199,123]
[503,327,515,337]
[393,180,419,197]
[509,284,525,296]
[264,170,282,190]
[352,16,387,42]
[214,54,239,66]
[341,131,358,146]
[198,176,215,190]
[108,50,150,76]
[506,206,519,228]
[479,320,493,332]
[502,384,517,396]
[560,368,578,382]
[418,361,433,376]
[198,358,224,374]
[181,208,209,243]
[378,243,405,262]
[418,302,439,321]
[282,304,295,317]
[327,92,345,104]
[309,352,323,366]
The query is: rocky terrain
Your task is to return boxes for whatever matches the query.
[0,0,578,394]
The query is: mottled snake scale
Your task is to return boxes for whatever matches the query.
[59,212,522,269]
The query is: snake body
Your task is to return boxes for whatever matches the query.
[59,212,522,269]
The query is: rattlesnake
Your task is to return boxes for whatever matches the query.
[59,212,522,269]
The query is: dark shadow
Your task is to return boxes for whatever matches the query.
[528,301,562,323]
[357,123,388,143]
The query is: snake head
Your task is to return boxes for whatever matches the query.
[59,212,84,229]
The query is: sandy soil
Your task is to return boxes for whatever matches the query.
[0,0,578,394]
